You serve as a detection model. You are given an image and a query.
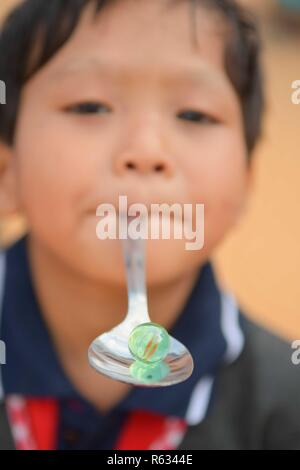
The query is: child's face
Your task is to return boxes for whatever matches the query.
[10,0,250,285]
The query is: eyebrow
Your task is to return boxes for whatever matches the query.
[52,57,229,91]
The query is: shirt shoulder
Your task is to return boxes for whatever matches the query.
[180,315,300,450]
[228,316,300,449]
[243,316,300,405]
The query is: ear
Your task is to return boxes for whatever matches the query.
[230,158,256,232]
[0,140,21,217]
[237,158,255,219]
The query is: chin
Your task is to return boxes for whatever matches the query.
[145,238,203,286]
[88,238,202,286]
[61,230,204,288]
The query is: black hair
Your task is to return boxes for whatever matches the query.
[0,0,264,155]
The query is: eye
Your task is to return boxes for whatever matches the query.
[64,102,112,114]
[177,110,218,125]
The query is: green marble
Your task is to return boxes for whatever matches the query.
[128,322,170,364]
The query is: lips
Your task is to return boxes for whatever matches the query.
[91,200,180,215]
[86,189,191,224]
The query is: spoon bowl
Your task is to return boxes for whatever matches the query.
[88,232,194,386]
[88,319,194,386]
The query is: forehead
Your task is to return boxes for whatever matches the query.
[41,0,230,87]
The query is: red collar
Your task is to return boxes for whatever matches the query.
[6,396,187,450]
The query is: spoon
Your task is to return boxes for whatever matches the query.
[88,233,194,386]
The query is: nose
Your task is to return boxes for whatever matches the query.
[115,152,172,176]
[113,123,175,178]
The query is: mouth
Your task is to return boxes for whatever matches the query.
[88,203,177,216]
[86,195,192,225]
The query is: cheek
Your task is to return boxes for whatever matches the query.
[14,109,95,235]
[184,127,248,243]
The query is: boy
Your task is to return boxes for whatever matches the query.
[0,0,299,450]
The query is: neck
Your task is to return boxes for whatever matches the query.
[27,236,199,364]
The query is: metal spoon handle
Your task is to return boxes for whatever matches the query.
[122,236,146,295]
[122,236,150,324]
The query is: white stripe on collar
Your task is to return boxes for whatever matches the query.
[0,251,6,401]
[185,375,214,426]
[185,291,244,427]
[220,291,245,364]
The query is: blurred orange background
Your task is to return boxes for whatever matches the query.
[0,0,299,340]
